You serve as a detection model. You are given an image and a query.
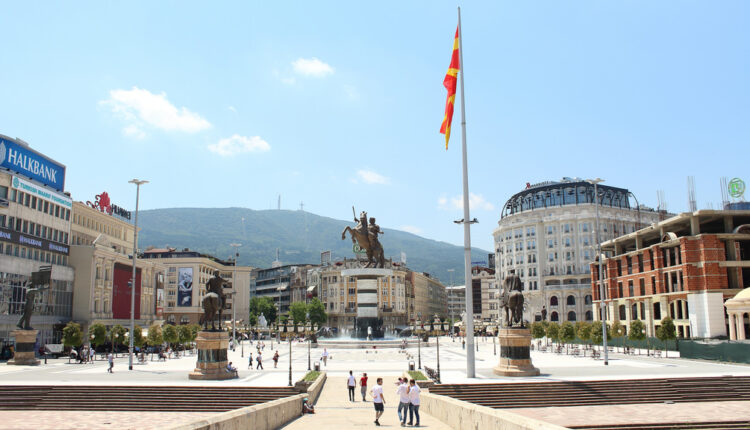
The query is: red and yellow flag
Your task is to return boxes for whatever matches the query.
[440,26,460,150]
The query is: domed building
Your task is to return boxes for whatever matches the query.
[725,287,750,340]
[493,177,663,324]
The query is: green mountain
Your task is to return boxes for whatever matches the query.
[136,207,490,283]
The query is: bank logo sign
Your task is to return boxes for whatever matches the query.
[0,137,66,192]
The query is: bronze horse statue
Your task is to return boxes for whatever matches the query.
[500,272,525,327]
[341,210,385,268]
[200,270,226,331]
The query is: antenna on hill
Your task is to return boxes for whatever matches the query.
[687,176,697,212]
[272,248,281,268]
[299,201,304,211]
[241,217,247,240]
[278,194,281,210]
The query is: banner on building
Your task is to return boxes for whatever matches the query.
[0,137,66,192]
[177,267,193,307]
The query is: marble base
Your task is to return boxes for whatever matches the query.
[189,331,236,380]
[8,330,40,366]
[493,328,540,377]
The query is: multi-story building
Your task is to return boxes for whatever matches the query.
[289,264,320,304]
[591,210,750,339]
[315,259,447,332]
[471,266,499,322]
[0,134,74,345]
[69,199,166,334]
[446,285,466,321]
[251,264,311,319]
[493,177,663,324]
[141,248,252,326]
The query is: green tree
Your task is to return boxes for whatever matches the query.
[188,324,200,342]
[560,321,576,352]
[656,317,676,358]
[177,325,192,348]
[629,320,647,355]
[133,325,145,348]
[575,322,592,345]
[611,320,625,352]
[307,298,328,327]
[248,313,258,327]
[62,322,83,349]
[289,301,308,328]
[109,324,126,354]
[531,322,546,340]
[88,323,107,348]
[545,322,561,345]
[591,322,612,345]
[163,324,179,351]
[249,296,277,325]
[147,323,163,347]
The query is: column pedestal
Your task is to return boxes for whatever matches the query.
[8,330,40,366]
[189,331,236,380]
[493,328,539,377]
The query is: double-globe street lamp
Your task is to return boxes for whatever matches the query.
[587,178,609,366]
[128,178,147,371]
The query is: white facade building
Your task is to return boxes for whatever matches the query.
[493,178,663,324]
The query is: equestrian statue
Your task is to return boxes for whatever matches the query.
[499,270,525,328]
[341,207,385,268]
[201,270,227,331]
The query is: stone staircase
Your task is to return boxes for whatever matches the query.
[570,421,750,430]
[429,376,750,409]
[0,385,299,412]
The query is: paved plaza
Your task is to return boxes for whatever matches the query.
[2,336,750,429]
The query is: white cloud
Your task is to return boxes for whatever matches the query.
[102,87,211,137]
[228,106,237,113]
[400,225,423,235]
[292,57,334,77]
[438,193,495,211]
[356,169,389,185]
[208,134,270,156]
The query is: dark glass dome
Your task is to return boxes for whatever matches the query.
[501,180,632,219]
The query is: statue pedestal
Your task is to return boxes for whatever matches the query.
[493,328,539,377]
[189,331,236,380]
[8,330,40,366]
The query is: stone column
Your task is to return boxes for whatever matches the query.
[493,328,540,377]
[728,313,737,340]
[644,298,654,337]
[738,314,747,341]
[189,331,234,380]
[8,330,40,366]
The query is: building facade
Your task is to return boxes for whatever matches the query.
[591,210,750,339]
[493,178,663,324]
[141,248,252,326]
[446,285,466,322]
[69,200,166,334]
[0,135,74,346]
[470,266,498,322]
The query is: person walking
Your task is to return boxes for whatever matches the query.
[273,351,279,368]
[396,377,410,426]
[360,372,368,401]
[107,352,114,373]
[89,347,95,364]
[248,352,253,369]
[321,348,329,366]
[256,351,263,370]
[371,377,386,426]
[407,379,421,427]
[347,370,356,401]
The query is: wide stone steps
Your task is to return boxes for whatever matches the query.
[0,385,299,412]
[570,421,750,430]
[429,376,750,409]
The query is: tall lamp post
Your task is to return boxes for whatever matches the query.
[230,243,241,348]
[434,314,441,383]
[306,311,311,371]
[417,312,422,369]
[288,333,293,387]
[128,178,147,371]
[587,178,609,366]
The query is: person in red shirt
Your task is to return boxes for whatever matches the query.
[360,372,368,401]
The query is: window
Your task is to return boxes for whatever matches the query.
[548,252,555,262]
[547,226,554,235]
[580,223,590,232]
[564,237,571,247]
[550,311,559,322]
[564,223,571,233]
[628,280,634,297]
[566,295,575,306]
[584,295,592,305]
[567,311,576,321]
[585,311,593,321]
[639,278,645,296]
[550,296,558,306]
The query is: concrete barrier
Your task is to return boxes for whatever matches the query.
[167,373,327,430]
[420,392,568,430]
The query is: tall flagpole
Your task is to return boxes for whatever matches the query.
[457,6,475,378]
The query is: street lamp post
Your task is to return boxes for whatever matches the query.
[435,314,441,383]
[230,243,241,349]
[306,312,311,371]
[288,334,293,387]
[417,312,422,369]
[587,178,609,366]
[127,179,147,372]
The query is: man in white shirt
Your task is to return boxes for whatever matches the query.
[370,377,386,426]
[321,348,329,366]
[407,379,421,426]
[347,370,356,401]
[396,377,410,426]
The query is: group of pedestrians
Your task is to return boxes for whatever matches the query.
[346,371,421,427]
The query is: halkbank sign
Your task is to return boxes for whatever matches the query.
[0,136,66,192]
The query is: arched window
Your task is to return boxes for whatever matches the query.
[567,311,577,322]
[584,295,592,305]
[567,295,576,306]
[550,296,559,306]
[585,311,593,321]
[550,311,559,322]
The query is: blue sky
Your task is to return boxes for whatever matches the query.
[1,1,748,252]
